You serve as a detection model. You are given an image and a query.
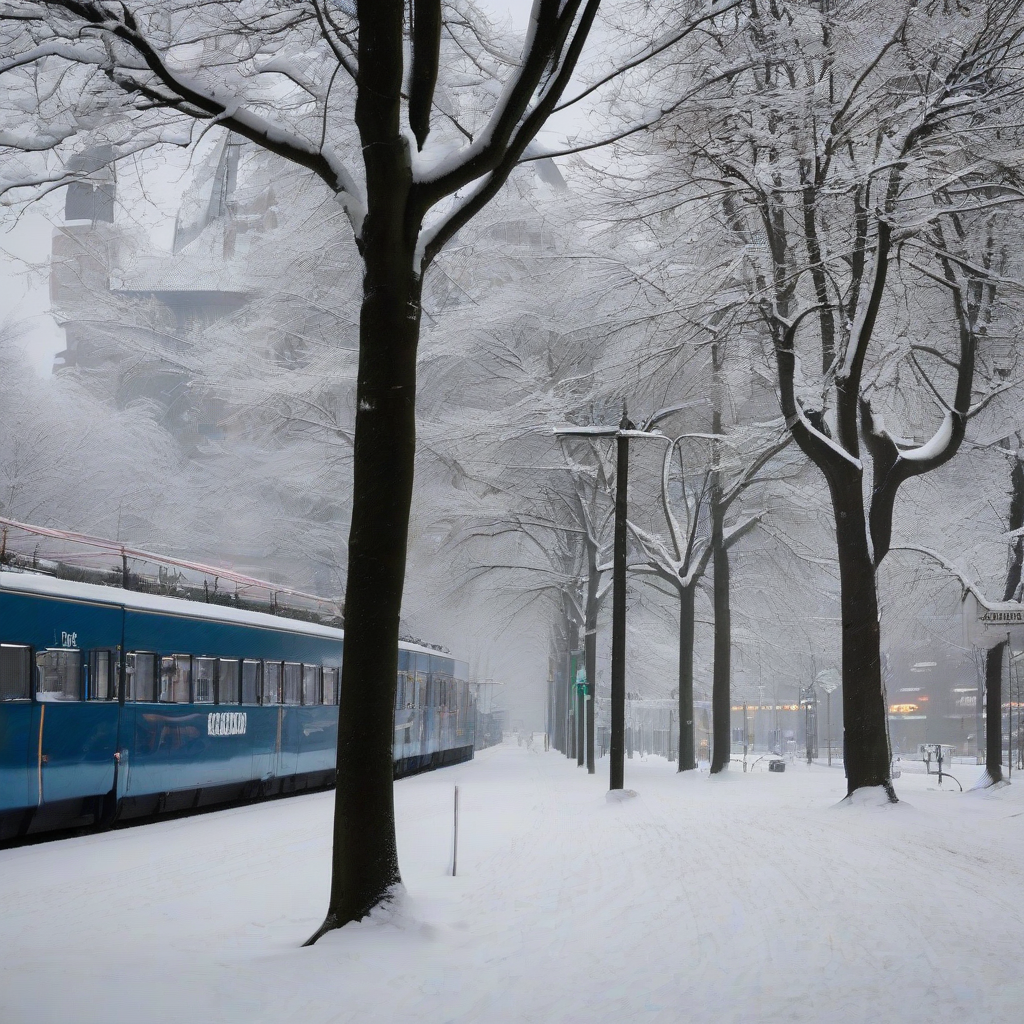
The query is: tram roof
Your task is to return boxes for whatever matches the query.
[0,570,449,658]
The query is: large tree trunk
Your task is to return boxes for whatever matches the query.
[709,508,731,774]
[709,373,731,776]
[312,241,422,938]
[985,640,1006,785]
[832,476,893,798]
[584,599,597,774]
[309,15,423,932]
[566,616,580,760]
[677,583,696,771]
[982,456,1024,784]
[552,614,568,754]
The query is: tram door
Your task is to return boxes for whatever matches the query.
[251,661,280,784]
[0,644,33,814]
[35,647,118,805]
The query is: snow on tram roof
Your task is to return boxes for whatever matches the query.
[0,571,448,658]
[0,569,343,640]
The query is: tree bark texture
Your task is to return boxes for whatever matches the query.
[677,584,697,771]
[551,608,569,754]
[709,365,731,776]
[986,640,1006,785]
[831,475,893,798]
[312,2,420,939]
[316,247,422,937]
[585,599,597,774]
[983,456,1024,784]
[566,615,580,760]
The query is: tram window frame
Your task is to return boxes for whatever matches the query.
[302,663,321,705]
[126,652,158,701]
[396,650,411,709]
[262,660,282,706]
[35,648,82,702]
[430,656,453,710]
[241,659,261,705]
[322,666,338,706]
[282,661,302,705]
[159,654,192,704]
[218,659,241,705]
[414,653,430,709]
[87,649,118,701]
[193,657,216,704]
[0,643,32,701]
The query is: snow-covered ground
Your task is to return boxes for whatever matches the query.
[2,743,1022,1024]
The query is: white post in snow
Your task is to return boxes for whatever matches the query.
[451,784,460,877]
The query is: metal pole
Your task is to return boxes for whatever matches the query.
[805,687,813,764]
[827,690,832,767]
[743,701,748,771]
[586,654,595,776]
[577,679,585,768]
[452,785,459,876]
[566,649,575,759]
[609,413,631,791]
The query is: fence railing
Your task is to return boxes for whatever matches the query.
[0,515,343,628]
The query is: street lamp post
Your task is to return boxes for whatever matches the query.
[609,411,631,789]
[816,670,839,767]
[555,403,694,790]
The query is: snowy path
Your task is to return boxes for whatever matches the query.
[2,745,1023,1023]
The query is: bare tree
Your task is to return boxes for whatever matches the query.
[630,418,790,770]
[636,0,1024,797]
[0,0,625,934]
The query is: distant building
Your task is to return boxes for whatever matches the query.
[885,647,982,758]
[50,136,277,445]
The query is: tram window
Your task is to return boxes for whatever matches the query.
[430,656,453,709]
[396,651,411,708]
[322,667,338,706]
[194,657,216,704]
[281,662,301,705]
[126,652,157,701]
[302,664,321,705]
[218,659,241,704]
[159,655,191,703]
[88,650,115,700]
[415,653,430,709]
[241,659,261,704]
[262,661,282,705]
[0,644,31,701]
[35,649,82,701]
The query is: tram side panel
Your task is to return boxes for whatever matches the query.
[0,588,121,834]
[3,577,474,841]
[121,608,342,807]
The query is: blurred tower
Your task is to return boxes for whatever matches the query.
[50,146,119,371]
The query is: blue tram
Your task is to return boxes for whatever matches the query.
[0,570,474,842]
